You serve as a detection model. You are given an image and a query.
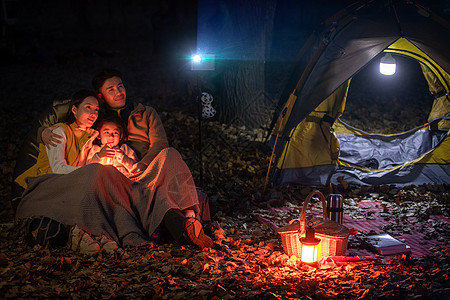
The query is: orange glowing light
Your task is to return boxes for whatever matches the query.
[300,226,321,263]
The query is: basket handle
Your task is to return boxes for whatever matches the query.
[297,190,328,232]
[287,190,328,226]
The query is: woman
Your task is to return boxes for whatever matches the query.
[15,89,100,188]
[15,89,109,254]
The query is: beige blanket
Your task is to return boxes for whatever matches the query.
[16,148,199,247]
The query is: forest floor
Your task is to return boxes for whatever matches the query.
[0,35,449,299]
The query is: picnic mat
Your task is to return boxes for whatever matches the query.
[342,200,450,257]
[258,200,450,258]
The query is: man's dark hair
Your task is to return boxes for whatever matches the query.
[65,89,99,124]
[92,69,123,93]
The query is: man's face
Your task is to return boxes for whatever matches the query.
[99,76,127,109]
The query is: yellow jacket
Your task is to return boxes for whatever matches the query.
[15,122,98,188]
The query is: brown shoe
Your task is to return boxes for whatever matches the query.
[183,218,213,249]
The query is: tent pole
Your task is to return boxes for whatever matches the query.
[197,77,203,188]
[263,107,287,195]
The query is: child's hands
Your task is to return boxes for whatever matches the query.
[98,144,116,159]
[114,148,125,162]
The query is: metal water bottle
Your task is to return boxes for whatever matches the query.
[326,194,344,224]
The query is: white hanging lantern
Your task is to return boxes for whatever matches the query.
[379,53,396,75]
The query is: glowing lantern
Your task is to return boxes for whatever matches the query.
[379,53,396,75]
[300,226,321,263]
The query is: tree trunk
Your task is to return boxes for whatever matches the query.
[202,0,277,130]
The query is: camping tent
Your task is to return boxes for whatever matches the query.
[269,0,450,187]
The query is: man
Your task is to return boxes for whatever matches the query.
[13,69,212,250]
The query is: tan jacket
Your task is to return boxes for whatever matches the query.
[121,103,169,166]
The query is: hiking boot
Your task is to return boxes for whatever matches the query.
[69,225,101,256]
[26,217,69,248]
[202,221,214,237]
[183,218,213,249]
[98,235,119,253]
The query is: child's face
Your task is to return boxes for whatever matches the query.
[99,122,121,147]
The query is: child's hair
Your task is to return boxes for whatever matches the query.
[65,89,99,124]
[94,115,128,147]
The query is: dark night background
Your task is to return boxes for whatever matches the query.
[1,0,449,127]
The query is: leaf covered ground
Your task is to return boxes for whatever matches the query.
[1,113,449,299]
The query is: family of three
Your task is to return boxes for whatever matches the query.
[13,69,213,255]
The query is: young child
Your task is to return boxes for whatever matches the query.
[87,116,139,177]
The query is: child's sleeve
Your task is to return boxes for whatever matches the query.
[120,144,140,173]
[86,145,102,164]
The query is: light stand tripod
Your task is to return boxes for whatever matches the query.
[191,54,215,188]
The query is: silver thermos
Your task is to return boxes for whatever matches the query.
[326,194,344,224]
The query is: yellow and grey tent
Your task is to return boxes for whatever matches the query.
[269,0,450,186]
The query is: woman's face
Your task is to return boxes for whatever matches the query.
[99,122,121,147]
[72,96,99,130]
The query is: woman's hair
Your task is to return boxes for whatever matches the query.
[65,89,99,124]
[91,69,123,93]
[93,115,128,147]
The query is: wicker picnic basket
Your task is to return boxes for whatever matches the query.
[277,190,350,258]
